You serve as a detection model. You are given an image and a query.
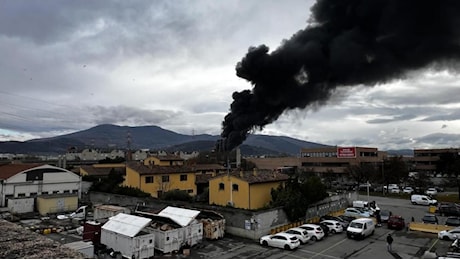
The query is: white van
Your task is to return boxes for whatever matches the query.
[346,218,375,240]
[411,194,437,206]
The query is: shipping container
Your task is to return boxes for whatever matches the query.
[64,241,94,258]
[36,194,78,216]
[197,210,226,240]
[7,198,34,214]
[101,213,155,259]
[93,204,131,221]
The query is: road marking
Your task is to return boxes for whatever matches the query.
[428,238,439,252]
[309,238,348,259]
[296,248,339,258]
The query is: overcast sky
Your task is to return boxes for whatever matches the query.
[1,0,460,151]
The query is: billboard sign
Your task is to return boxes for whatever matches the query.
[337,147,357,158]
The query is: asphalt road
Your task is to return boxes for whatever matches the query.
[190,195,454,259]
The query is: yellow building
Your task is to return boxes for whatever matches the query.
[143,155,184,167]
[124,161,196,198]
[209,169,289,210]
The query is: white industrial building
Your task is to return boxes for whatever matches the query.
[0,163,81,208]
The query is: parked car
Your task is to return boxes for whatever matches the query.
[316,222,330,237]
[445,217,460,227]
[320,220,343,234]
[339,215,357,224]
[298,224,325,241]
[411,194,438,206]
[438,202,460,216]
[422,213,439,224]
[320,215,349,229]
[426,188,438,196]
[259,232,301,250]
[358,183,374,191]
[387,215,405,230]
[403,187,414,194]
[379,210,392,223]
[389,187,401,194]
[284,228,311,244]
[439,227,460,240]
[343,208,371,218]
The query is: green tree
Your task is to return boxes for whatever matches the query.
[270,169,328,221]
[384,156,409,189]
[437,152,460,199]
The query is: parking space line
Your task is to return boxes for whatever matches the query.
[428,238,439,252]
[296,248,339,259]
[309,238,348,259]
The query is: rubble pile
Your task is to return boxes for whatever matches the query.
[0,219,84,259]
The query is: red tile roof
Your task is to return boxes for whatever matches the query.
[226,169,290,184]
[0,163,45,180]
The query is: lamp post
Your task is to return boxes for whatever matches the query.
[382,160,385,195]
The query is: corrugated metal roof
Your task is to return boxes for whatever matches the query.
[102,213,151,237]
[158,206,200,227]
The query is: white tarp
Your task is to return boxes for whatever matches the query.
[158,206,200,227]
[102,213,151,237]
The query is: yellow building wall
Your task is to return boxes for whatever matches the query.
[209,175,284,209]
[124,168,196,198]
[36,195,78,216]
[123,167,141,188]
[143,157,184,167]
[249,182,283,209]
[80,167,89,176]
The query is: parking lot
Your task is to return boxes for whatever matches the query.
[189,195,455,259]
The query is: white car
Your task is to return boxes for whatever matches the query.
[260,232,301,250]
[426,188,438,196]
[298,224,325,241]
[320,220,344,234]
[343,208,371,218]
[284,227,311,244]
[403,187,414,194]
[389,188,401,194]
[438,228,460,240]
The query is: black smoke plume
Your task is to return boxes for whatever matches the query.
[221,0,460,151]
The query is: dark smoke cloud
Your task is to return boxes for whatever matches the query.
[221,0,460,151]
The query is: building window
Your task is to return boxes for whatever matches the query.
[30,192,37,197]
[219,183,225,190]
[53,191,59,194]
[162,175,169,182]
[180,174,187,181]
[72,189,78,193]
[145,176,154,183]
[41,191,48,195]
[232,184,239,191]
[18,193,26,197]
[63,190,70,193]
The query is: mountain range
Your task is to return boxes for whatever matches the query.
[0,124,332,156]
[0,124,413,157]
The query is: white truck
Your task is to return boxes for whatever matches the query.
[57,205,88,220]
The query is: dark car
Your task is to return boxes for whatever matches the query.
[422,214,439,224]
[446,217,460,227]
[339,214,357,223]
[380,210,392,223]
[438,203,460,217]
[388,215,405,230]
[319,215,349,228]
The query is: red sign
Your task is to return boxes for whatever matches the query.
[337,147,356,158]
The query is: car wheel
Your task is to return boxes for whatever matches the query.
[262,241,268,246]
[371,230,374,235]
[284,244,290,250]
[331,229,336,234]
[311,236,317,241]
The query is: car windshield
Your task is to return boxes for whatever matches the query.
[381,211,390,216]
[350,222,363,228]
[424,216,436,221]
[289,237,298,241]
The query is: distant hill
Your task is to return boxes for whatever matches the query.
[0,124,329,156]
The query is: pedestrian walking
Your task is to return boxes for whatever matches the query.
[386,234,394,252]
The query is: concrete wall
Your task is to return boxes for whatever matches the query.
[89,191,354,241]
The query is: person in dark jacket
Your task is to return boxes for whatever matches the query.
[386,234,394,252]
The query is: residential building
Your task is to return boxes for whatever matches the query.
[0,163,81,207]
[79,163,126,178]
[124,156,196,198]
[246,157,301,170]
[208,169,289,210]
